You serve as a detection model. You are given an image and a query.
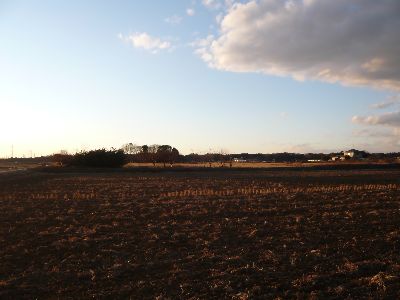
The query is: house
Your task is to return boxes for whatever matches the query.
[335,149,368,160]
[343,150,356,158]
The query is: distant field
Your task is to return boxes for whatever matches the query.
[1,160,398,173]
[125,162,319,168]
[0,162,42,173]
[126,161,397,169]
[0,168,399,298]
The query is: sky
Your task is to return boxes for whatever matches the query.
[1,0,399,157]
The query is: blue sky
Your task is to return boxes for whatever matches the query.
[1,0,399,157]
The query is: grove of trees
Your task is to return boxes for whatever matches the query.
[121,143,180,167]
[55,149,126,168]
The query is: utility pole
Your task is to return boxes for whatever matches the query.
[11,145,14,158]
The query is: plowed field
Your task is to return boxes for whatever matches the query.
[1,169,399,299]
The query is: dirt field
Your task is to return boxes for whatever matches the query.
[124,161,397,169]
[1,168,399,299]
[0,162,42,174]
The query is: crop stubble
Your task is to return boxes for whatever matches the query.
[0,169,399,299]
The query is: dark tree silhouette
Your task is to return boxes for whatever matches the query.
[69,149,127,168]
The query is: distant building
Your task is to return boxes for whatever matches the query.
[343,150,356,158]
[331,149,368,161]
[233,158,246,162]
[343,149,368,159]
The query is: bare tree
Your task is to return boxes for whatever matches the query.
[121,143,141,155]
[170,147,180,166]
[121,143,142,163]
[148,145,159,166]
[156,145,180,167]
[219,149,228,167]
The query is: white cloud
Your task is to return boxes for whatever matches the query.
[351,126,400,151]
[196,0,400,91]
[119,32,171,53]
[215,13,223,24]
[371,95,400,109]
[202,0,222,10]
[283,143,336,154]
[186,8,195,16]
[352,111,400,127]
[202,0,236,10]
[353,94,400,150]
[191,35,215,62]
[371,101,397,110]
[165,15,182,25]
[353,128,395,138]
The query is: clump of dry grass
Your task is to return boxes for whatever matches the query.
[159,183,399,199]
[367,272,398,291]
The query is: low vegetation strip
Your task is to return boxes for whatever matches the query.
[160,184,399,198]
[0,183,398,201]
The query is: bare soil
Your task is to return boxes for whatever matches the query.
[0,168,399,299]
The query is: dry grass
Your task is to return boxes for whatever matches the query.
[124,161,397,169]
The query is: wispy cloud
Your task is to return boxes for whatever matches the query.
[352,126,400,151]
[284,143,336,154]
[195,0,400,91]
[119,32,172,53]
[352,111,400,127]
[353,94,400,150]
[352,128,395,138]
[191,34,215,62]
[165,15,182,25]
[202,0,222,10]
[186,8,195,16]
[202,0,236,10]
[370,95,400,109]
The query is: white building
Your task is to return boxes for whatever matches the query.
[233,158,246,162]
[343,150,356,158]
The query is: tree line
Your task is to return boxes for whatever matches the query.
[50,144,400,168]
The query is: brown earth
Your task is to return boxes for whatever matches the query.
[0,168,399,299]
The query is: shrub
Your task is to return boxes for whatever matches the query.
[69,149,127,168]
[52,153,74,166]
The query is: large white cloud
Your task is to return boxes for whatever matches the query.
[197,0,400,90]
